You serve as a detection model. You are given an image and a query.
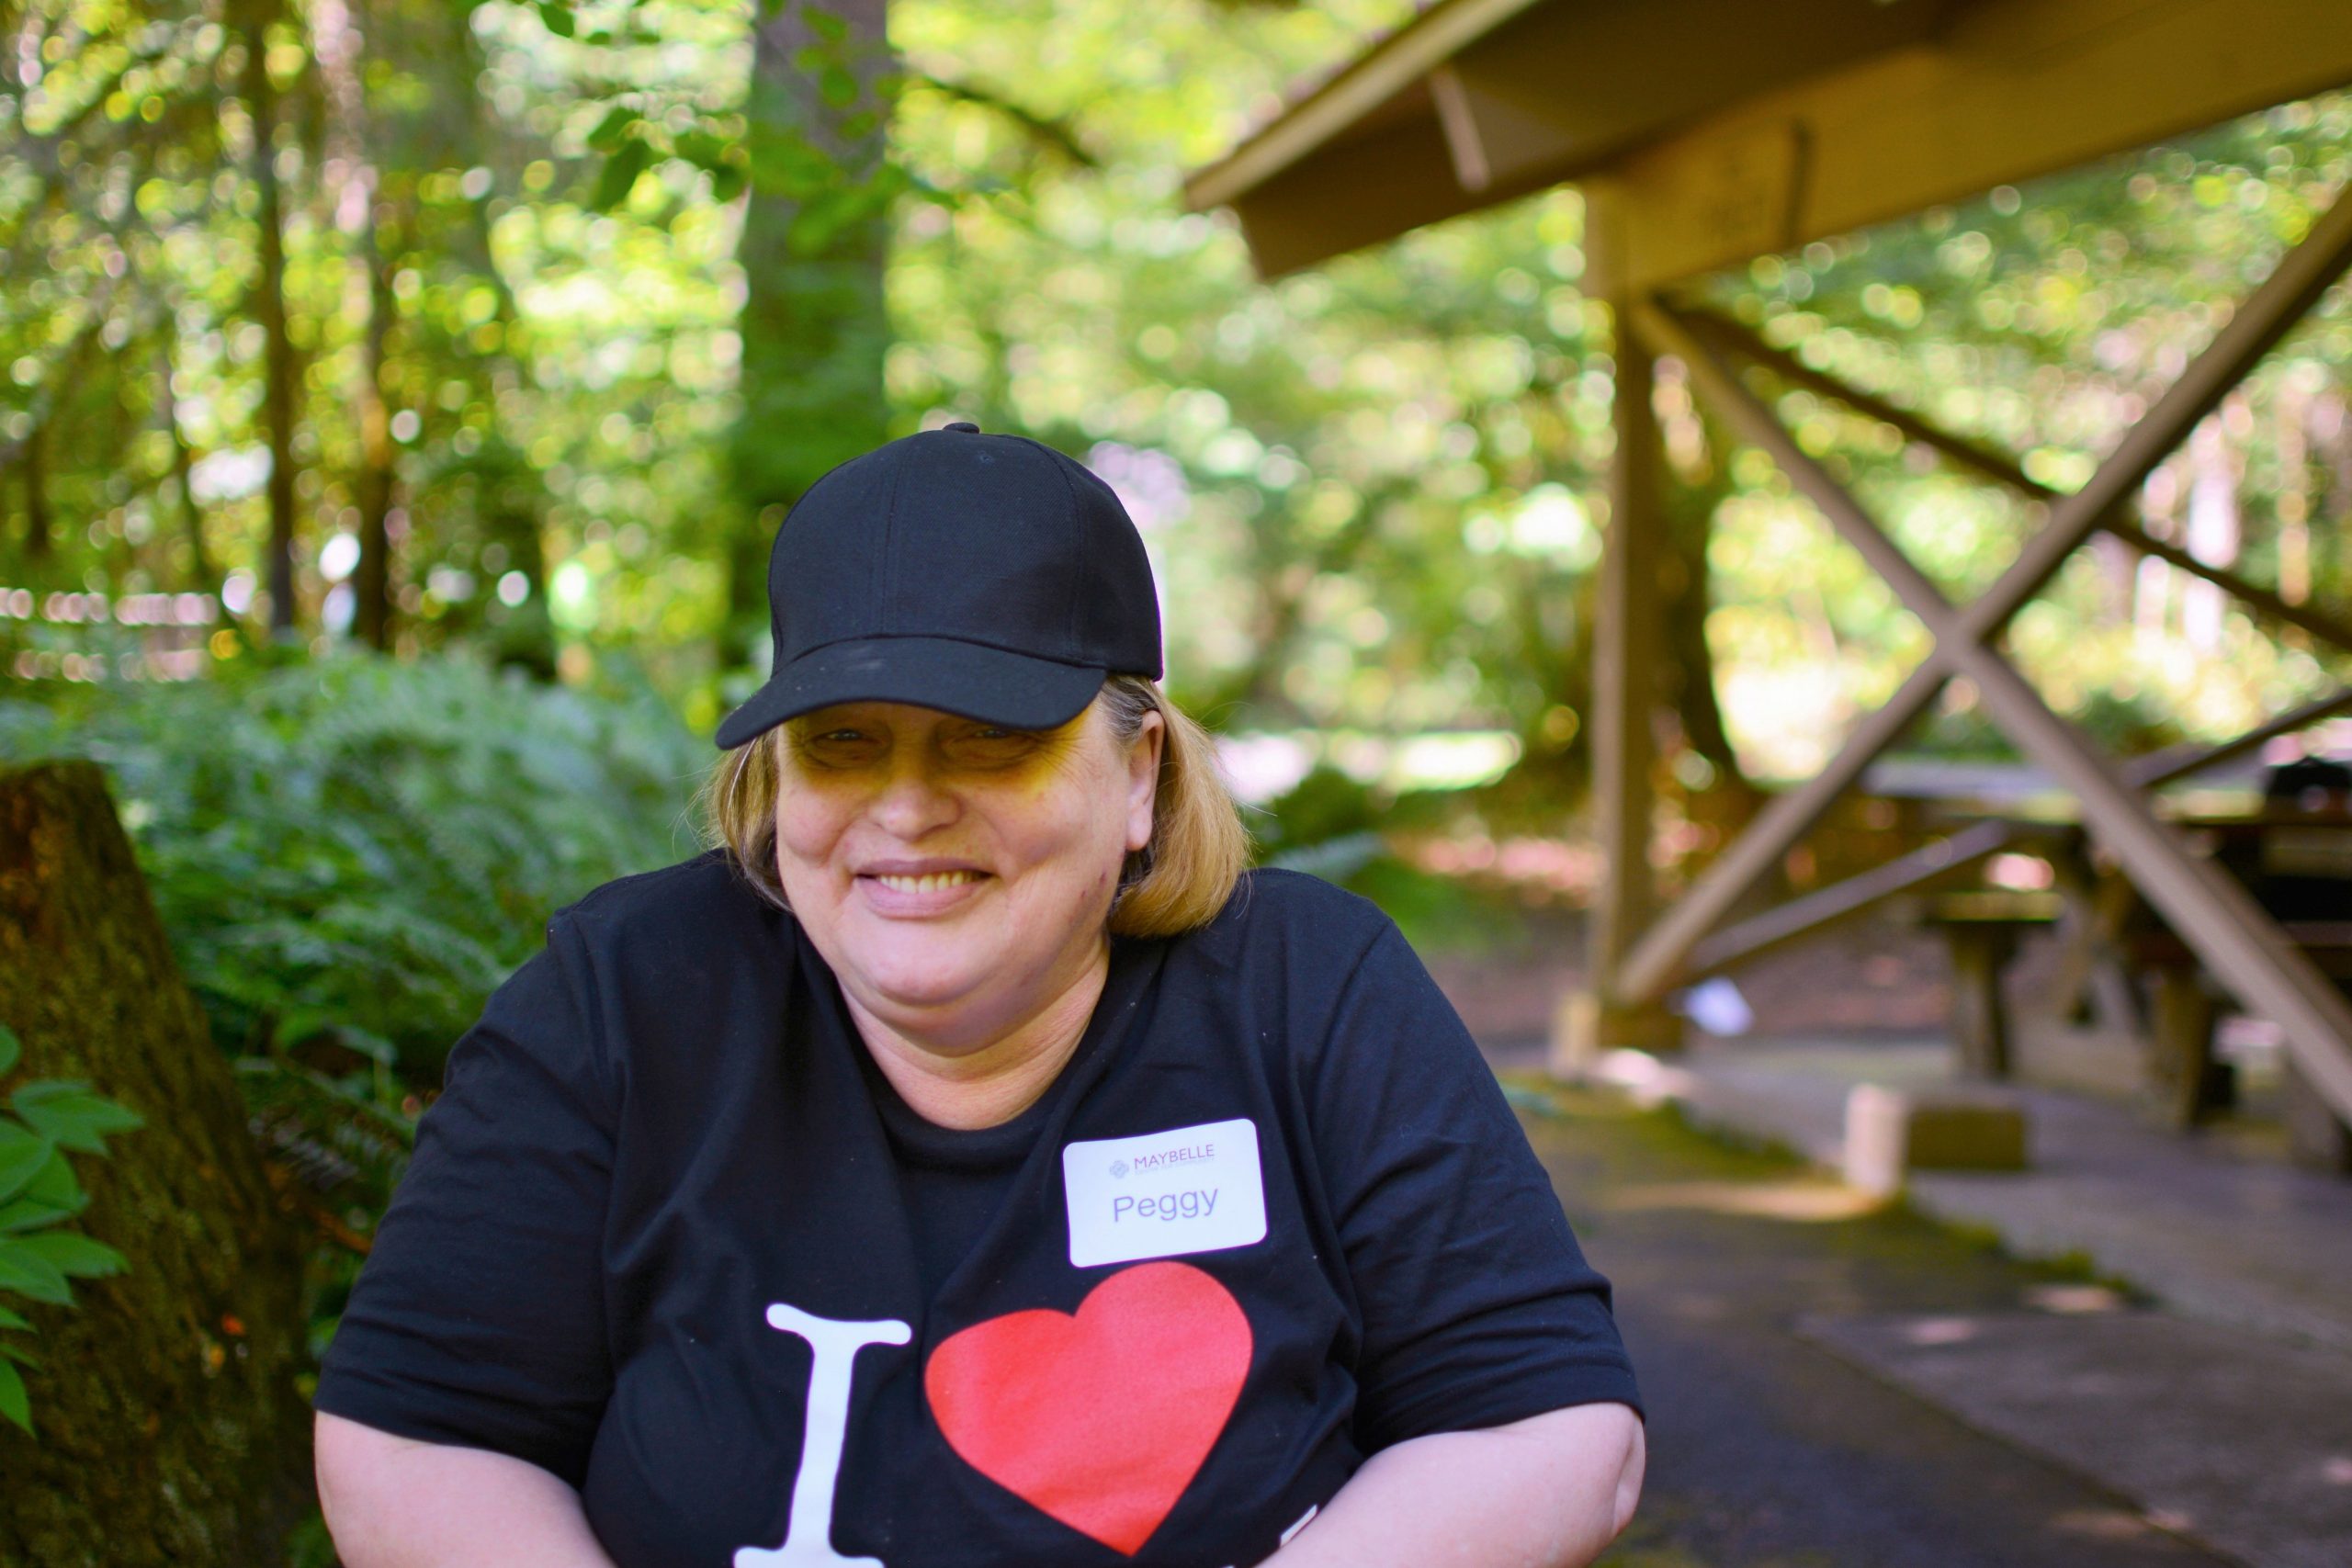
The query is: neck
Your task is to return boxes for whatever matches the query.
[845,940,1111,1131]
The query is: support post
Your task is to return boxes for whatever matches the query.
[1558,186,1679,1072]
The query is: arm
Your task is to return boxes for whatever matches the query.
[1267,1403,1644,1568]
[316,1411,620,1568]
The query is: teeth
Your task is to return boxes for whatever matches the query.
[875,871,978,894]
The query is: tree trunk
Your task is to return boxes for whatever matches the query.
[157,350,213,591]
[0,761,312,1567]
[354,241,399,650]
[235,0,302,637]
[21,423,50,564]
[1661,412,1747,794]
[316,0,398,649]
[728,0,895,670]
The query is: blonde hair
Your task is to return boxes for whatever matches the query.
[699,675,1249,940]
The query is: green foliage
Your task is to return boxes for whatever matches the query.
[1250,764,1521,954]
[1251,765,1379,863]
[0,653,707,1091]
[0,1025,140,1438]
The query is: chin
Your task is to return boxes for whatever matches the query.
[846,937,995,1014]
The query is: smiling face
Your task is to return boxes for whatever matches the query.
[774,697,1163,1056]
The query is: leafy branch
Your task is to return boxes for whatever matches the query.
[0,1025,141,1438]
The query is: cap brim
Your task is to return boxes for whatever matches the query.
[714,637,1106,749]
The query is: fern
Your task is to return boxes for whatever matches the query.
[0,651,709,1092]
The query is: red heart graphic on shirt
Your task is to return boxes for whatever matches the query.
[924,1260,1252,1555]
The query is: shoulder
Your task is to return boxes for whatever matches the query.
[1168,867,1407,986]
[548,847,794,972]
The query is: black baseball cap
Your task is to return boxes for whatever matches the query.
[713,423,1163,750]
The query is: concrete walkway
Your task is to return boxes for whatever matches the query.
[1597,1037,2352,1356]
[1509,1081,2240,1567]
[1557,1037,2352,1568]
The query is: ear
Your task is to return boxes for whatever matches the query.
[1125,707,1165,855]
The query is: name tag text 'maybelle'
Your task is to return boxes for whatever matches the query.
[1061,1117,1268,1268]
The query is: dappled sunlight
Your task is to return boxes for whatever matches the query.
[1600,1179,1890,1223]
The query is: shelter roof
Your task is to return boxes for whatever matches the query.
[1186,0,2352,284]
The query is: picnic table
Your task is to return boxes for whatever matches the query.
[1909,787,2352,1169]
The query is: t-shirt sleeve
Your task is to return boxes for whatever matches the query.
[1308,920,1641,1451]
[312,914,616,1486]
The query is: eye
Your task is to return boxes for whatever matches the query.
[944,723,1045,764]
[788,722,885,766]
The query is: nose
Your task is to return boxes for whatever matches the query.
[869,749,960,840]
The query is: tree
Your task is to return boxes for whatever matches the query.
[725,0,897,669]
[0,762,311,1566]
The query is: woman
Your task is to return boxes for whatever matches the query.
[314,423,1645,1567]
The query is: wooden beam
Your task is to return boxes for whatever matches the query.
[1621,172,2352,1002]
[1188,0,1955,274]
[1656,295,2352,1128]
[2128,688,2352,790]
[1586,194,1668,1016]
[2105,522,2352,661]
[1685,302,2352,660]
[1687,817,2017,976]
[1614,654,1950,1005]
[1617,0,2352,291]
[1225,96,1496,282]
[1950,176,2352,647]
[1677,307,2064,500]
[1686,687,2352,976]
[1182,0,1546,213]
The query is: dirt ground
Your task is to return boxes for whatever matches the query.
[1421,910,1959,1046]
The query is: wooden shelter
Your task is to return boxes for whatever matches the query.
[1185,0,2352,1134]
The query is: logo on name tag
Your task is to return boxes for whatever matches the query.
[1062,1118,1268,1269]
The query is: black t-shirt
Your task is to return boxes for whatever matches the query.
[315,855,1641,1568]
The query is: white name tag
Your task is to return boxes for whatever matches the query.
[1061,1117,1268,1269]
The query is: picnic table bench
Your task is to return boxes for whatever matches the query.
[1911,801,2352,1168]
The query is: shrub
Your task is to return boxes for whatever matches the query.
[0,651,709,1089]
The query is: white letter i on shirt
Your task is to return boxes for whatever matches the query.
[733,1303,912,1568]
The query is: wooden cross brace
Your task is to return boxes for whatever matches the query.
[1610,180,2352,1126]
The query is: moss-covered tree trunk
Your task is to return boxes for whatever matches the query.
[0,761,311,1567]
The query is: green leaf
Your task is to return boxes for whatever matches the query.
[0,1242,72,1307]
[673,130,729,171]
[11,1089,140,1156]
[9,1081,90,1108]
[16,1233,124,1280]
[0,1124,50,1207]
[14,1149,82,1218]
[0,1026,19,1078]
[0,1194,75,1235]
[801,6,848,43]
[586,106,639,154]
[537,1,575,37]
[710,165,746,203]
[0,1358,28,1436]
[593,140,653,212]
[0,1304,29,1331]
